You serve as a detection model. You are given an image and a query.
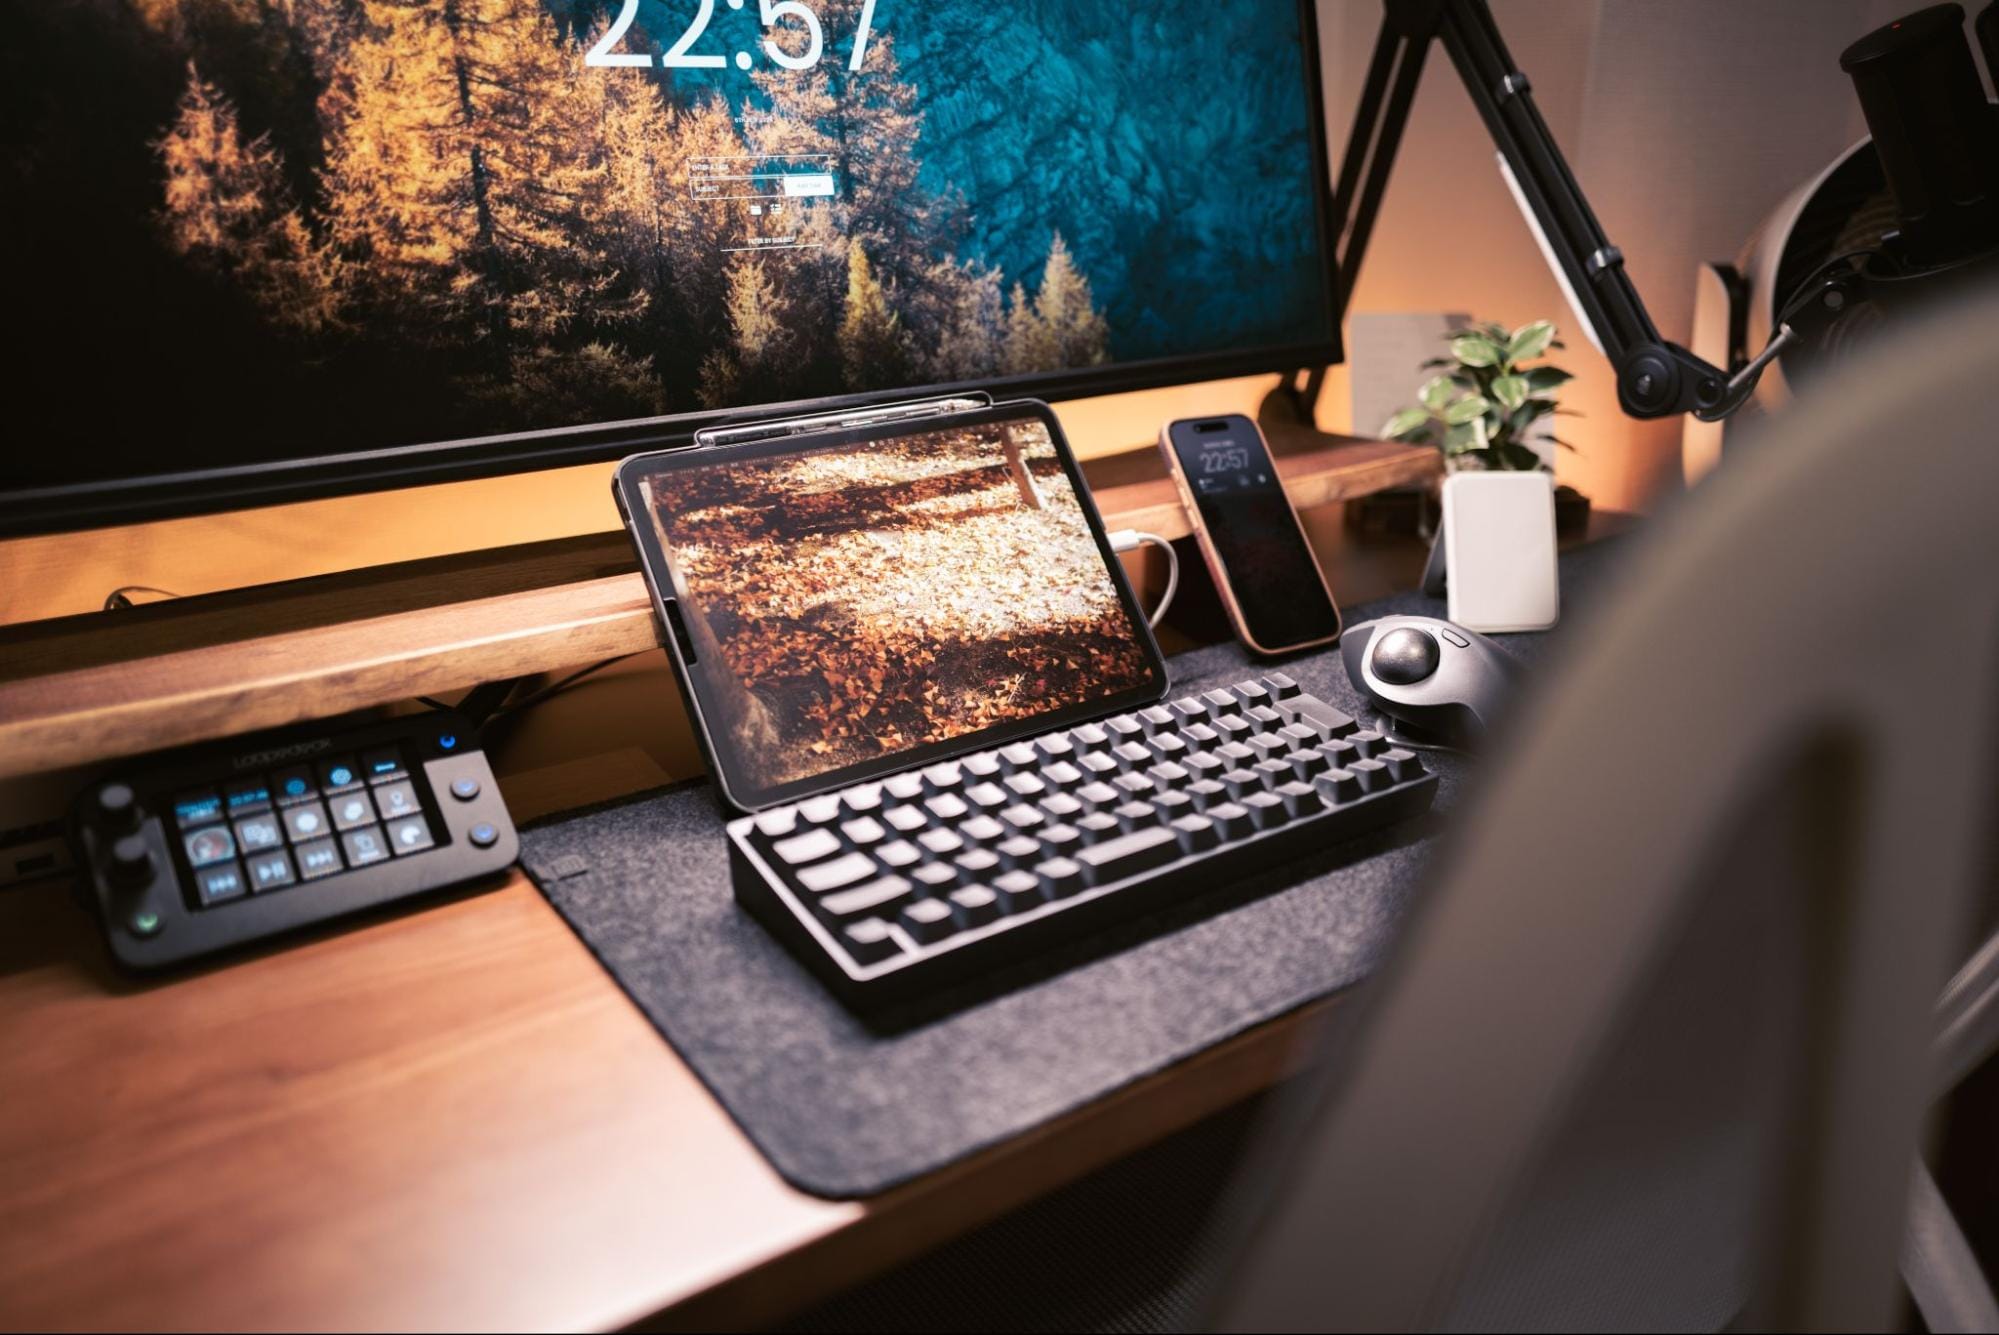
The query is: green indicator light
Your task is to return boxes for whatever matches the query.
[130,910,161,937]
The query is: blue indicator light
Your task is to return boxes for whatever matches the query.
[329,766,354,786]
[370,760,396,774]
[284,777,308,797]
[439,734,457,750]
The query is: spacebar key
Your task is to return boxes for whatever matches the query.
[1075,825,1180,885]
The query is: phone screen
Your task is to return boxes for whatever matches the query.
[1166,416,1339,651]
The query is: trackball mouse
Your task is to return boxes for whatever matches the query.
[1339,615,1523,746]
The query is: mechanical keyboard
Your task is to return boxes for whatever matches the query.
[71,712,517,969]
[730,674,1437,1009]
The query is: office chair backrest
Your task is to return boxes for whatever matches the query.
[1209,286,1999,1332]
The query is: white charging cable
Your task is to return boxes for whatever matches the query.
[1107,529,1180,629]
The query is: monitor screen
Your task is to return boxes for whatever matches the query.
[624,404,1165,807]
[1,1,1339,533]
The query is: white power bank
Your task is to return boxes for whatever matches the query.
[1441,471,1559,632]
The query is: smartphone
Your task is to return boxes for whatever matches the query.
[1159,414,1341,656]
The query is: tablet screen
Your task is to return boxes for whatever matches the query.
[628,406,1165,807]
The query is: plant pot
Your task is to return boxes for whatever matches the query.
[1439,470,1559,632]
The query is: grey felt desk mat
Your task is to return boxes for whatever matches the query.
[519,540,1628,1199]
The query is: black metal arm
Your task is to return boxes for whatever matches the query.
[1333,0,1733,420]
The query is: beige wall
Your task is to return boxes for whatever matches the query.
[1313,0,1906,513]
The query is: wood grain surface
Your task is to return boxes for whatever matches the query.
[0,436,1434,782]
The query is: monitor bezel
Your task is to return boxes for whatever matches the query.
[0,0,1342,540]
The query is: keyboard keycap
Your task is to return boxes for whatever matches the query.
[922,762,964,793]
[962,753,1003,780]
[923,793,970,823]
[773,827,841,866]
[797,851,878,894]
[992,869,1043,912]
[1171,815,1220,853]
[1233,681,1271,709]
[1186,779,1229,811]
[1042,761,1084,790]
[1242,791,1290,830]
[842,918,903,963]
[999,804,1044,832]
[1076,781,1120,810]
[1317,769,1363,804]
[1274,781,1324,818]
[916,828,966,858]
[799,795,843,826]
[1282,695,1360,740]
[1350,730,1389,758]
[911,863,959,893]
[965,782,1009,811]
[1038,793,1083,821]
[877,839,923,869]
[1076,826,1178,884]
[753,808,799,841]
[820,875,913,920]
[884,806,929,834]
[1381,748,1426,782]
[950,885,1001,926]
[841,784,885,814]
[840,816,887,847]
[1350,757,1391,792]
[1071,723,1110,748]
[1035,858,1086,898]
[1112,801,1160,830]
[954,849,1001,881]
[900,897,957,943]
[1137,706,1175,735]
[995,835,1042,869]
[1034,733,1075,759]
[1076,812,1122,842]
[960,814,1006,844]
[1207,802,1255,840]
[1003,773,1048,800]
[1262,672,1300,699]
[1201,689,1239,716]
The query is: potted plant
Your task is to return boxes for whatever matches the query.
[1381,319,1591,534]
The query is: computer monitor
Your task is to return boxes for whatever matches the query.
[0,0,1342,537]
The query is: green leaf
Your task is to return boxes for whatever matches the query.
[1507,320,1556,362]
[1490,373,1528,411]
[1419,374,1455,411]
[1442,394,1490,425]
[1524,366,1573,395]
[1382,407,1432,439]
[1498,441,1545,471]
[1442,421,1480,453]
[1449,334,1501,368]
[1454,447,1501,471]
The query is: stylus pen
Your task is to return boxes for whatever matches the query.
[695,396,990,448]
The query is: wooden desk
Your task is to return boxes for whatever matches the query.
[0,471,1621,1330]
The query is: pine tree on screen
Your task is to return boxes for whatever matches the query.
[839,242,909,388]
[157,66,342,333]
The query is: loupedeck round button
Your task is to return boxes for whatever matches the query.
[450,777,481,802]
[469,822,499,848]
[98,783,141,832]
[128,908,162,938]
[110,834,157,888]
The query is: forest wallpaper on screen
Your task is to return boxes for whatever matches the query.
[641,415,1154,793]
[1,0,1329,482]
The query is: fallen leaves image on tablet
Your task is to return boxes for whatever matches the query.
[644,416,1151,791]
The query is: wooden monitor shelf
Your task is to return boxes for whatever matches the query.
[0,434,1435,782]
